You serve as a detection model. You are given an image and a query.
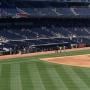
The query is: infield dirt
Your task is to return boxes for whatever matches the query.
[41,54,90,68]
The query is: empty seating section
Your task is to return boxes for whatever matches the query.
[1,7,90,17]
[6,9,17,16]
[13,0,90,2]
[54,8,73,15]
[19,8,90,16]
[74,8,90,16]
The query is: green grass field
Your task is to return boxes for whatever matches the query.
[0,49,90,90]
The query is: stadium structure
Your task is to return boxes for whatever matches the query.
[0,1,90,90]
[0,0,90,55]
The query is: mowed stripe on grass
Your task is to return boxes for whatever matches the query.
[0,61,90,90]
[73,68,90,88]
[0,64,2,78]
[10,64,22,90]
[62,66,90,90]
[37,62,58,90]
[54,65,79,90]
[0,64,10,90]
[65,67,89,90]
[20,63,33,90]
[28,62,45,90]
[45,64,68,90]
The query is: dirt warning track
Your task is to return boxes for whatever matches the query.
[41,54,90,68]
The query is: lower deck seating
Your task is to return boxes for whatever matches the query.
[0,22,90,52]
[0,25,90,40]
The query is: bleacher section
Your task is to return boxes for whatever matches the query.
[0,0,90,18]
[1,7,90,18]
[0,0,90,53]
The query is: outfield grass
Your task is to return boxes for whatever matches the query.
[0,49,90,90]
